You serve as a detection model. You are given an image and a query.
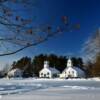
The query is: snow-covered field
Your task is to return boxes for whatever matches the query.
[0,78,100,100]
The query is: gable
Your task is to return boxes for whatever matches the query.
[40,68,51,74]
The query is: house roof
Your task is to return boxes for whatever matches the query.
[8,68,22,74]
[48,67,60,74]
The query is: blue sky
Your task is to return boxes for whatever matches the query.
[0,0,100,68]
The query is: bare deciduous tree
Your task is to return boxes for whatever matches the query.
[82,28,100,61]
[0,0,79,56]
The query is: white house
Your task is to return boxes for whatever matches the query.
[7,63,32,78]
[39,61,60,78]
[7,68,23,78]
[60,58,85,78]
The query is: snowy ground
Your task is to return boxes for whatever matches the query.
[0,78,99,100]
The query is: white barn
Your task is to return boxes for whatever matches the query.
[60,58,85,78]
[7,68,23,78]
[39,61,60,78]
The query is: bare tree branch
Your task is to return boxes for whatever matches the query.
[0,0,79,56]
[0,31,59,56]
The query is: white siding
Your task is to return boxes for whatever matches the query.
[39,61,60,78]
[60,67,85,78]
[39,68,51,78]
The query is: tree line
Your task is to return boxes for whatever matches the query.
[32,54,85,76]
[11,54,100,77]
[0,53,100,78]
[86,53,100,77]
[6,54,84,77]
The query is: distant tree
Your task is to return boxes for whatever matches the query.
[89,53,100,77]
[77,58,84,66]
[0,63,10,77]
[84,60,93,77]
[71,57,78,66]
[23,60,33,77]
[32,54,85,76]
[83,28,100,61]
[47,54,58,67]
[56,56,67,72]
[0,0,79,56]
[71,57,84,69]
[32,54,47,76]
[82,28,100,77]
[12,61,16,68]
[47,54,67,72]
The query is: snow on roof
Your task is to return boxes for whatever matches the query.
[8,68,22,74]
[48,67,60,74]
[63,66,84,73]
[73,67,85,75]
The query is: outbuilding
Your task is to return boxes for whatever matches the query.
[7,68,23,78]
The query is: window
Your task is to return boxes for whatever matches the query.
[47,72,49,75]
[72,71,74,74]
[44,74,46,77]
[41,73,43,75]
